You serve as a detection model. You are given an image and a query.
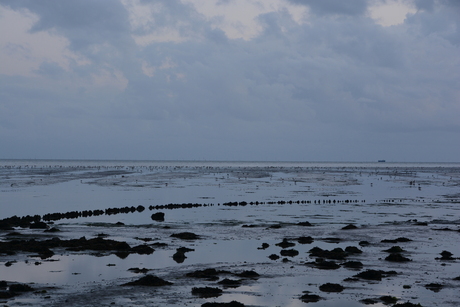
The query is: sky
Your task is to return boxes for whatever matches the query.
[0,0,459,162]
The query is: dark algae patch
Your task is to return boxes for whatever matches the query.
[319,283,344,292]
[122,274,173,286]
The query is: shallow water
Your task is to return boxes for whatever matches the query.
[1,160,459,306]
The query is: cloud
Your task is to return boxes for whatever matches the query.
[0,0,459,161]
[287,0,368,16]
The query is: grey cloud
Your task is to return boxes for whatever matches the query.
[0,0,459,161]
[287,0,368,16]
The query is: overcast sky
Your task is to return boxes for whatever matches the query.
[0,0,459,162]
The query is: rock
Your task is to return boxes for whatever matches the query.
[319,283,344,292]
[392,303,423,307]
[186,268,229,281]
[297,236,314,244]
[314,259,340,270]
[384,246,405,253]
[217,278,242,287]
[425,283,443,292]
[130,244,154,255]
[191,287,223,298]
[439,250,454,260]
[258,243,269,250]
[269,254,280,260]
[345,246,363,254]
[280,249,299,257]
[128,268,149,274]
[354,269,397,281]
[122,274,173,286]
[309,247,347,260]
[342,224,358,230]
[235,270,259,278]
[9,283,34,292]
[300,293,322,303]
[385,253,411,262]
[276,238,295,248]
[297,221,312,226]
[359,241,371,246]
[380,296,398,304]
[342,261,363,269]
[150,212,165,221]
[170,232,200,240]
[29,221,48,229]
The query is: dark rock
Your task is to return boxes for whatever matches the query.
[453,276,460,281]
[201,301,245,307]
[269,254,280,260]
[392,303,423,307]
[319,283,344,292]
[235,270,259,278]
[439,250,454,260]
[0,281,6,288]
[384,246,405,253]
[130,244,154,255]
[186,268,227,281]
[361,298,379,304]
[300,293,322,303]
[381,237,412,243]
[314,259,340,270]
[218,278,242,287]
[342,261,363,269]
[0,291,15,299]
[359,241,371,246]
[192,287,223,298]
[276,238,295,248]
[342,224,358,230]
[385,253,411,262]
[345,246,363,254]
[380,295,398,304]
[170,232,200,240]
[297,221,312,226]
[297,236,314,244]
[44,227,60,233]
[280,249,299,257]
[258,243,269,250]
[122,274,173,286]
[9,283,34,292]
[29,221,48,229]
[269,224,282,229]
[425,283,443,292]
[151,212,165,221]
[128,267,149,274]
[309,247,347,260]
[354,269,397,281]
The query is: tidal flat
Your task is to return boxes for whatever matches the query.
[1,160,459,306]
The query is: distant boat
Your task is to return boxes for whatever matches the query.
[378,160,386,162]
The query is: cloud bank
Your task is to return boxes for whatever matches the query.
[0,0,459,161]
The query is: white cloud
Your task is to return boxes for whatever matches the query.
[368,0,417,26]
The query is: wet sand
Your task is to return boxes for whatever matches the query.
[0,161,459,306]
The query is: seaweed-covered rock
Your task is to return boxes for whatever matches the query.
[439,250,454,260]
[345,246,363,254]
[392,303,423,307]
[342,224,358,230]
[235,270,259,278]
[170,232,200,240]
[192,287,223,298]
[258,243,269,250]
[8,283,34,292]
[276,238,295,248]
[319,283,344,292]
[300,293,322,303]
[280,249,299,257]
[150,212,165,221]
[297,236,314,244]
[384,246,405,253]
[269,254,280,260]
[218,278,242,287]
[297,221,312,226]
[385,253,411,262]
[122,274,173,286]
[309,247,347,260]
[314,259,340,270]
[425,283,443,292]
[342,261,363,269]
[130,244,154,255]
[354,269,397,281]
[381,237,412,243]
